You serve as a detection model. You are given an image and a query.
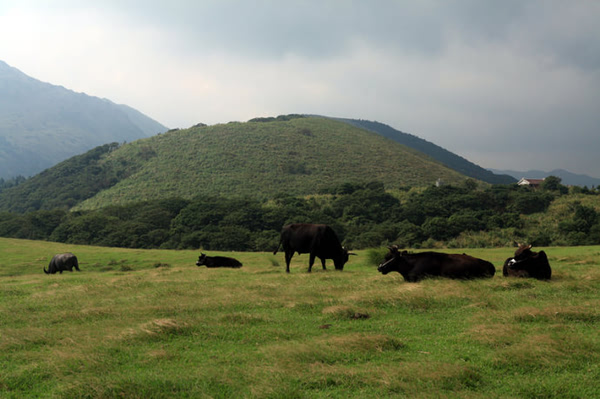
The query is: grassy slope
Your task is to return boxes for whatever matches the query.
[1,237,599,398]
[335,118,517,184]
[75,117,468,209]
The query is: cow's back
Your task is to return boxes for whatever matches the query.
[48,253,79,273]
[314,225,343,257]
[529,251,552,280]
[409,252,494,279]
[281,223,327,254]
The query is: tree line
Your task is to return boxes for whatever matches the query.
[1,178,599,251]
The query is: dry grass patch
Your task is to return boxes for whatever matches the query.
[492,333,565,369]
[118,318,193,342]
[366,361,486,396]
[263,333,405,369]
[220,312,269,325]
[0,327,51,351]
[465,323,521,348]
[322,305,372,320]
[512,305,600,324]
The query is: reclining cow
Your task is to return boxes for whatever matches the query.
[196,253,243,268]
[503,243,551,280]
[378,246,495,282]
[44,253,80,274]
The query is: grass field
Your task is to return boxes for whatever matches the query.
[1,237,599,398]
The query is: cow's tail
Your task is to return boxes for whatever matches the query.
[273,237,282,255]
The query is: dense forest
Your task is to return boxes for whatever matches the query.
[1,177,599,251]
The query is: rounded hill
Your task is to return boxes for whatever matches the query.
[75,116,468,209]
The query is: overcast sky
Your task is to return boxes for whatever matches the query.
[1,1,599,177]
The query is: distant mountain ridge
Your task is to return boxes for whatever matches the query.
[333,118,516,185]
[489,168,600,187]
[0,60,167,179]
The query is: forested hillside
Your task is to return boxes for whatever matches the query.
[1,179,599,251]
[0,143,137,212]
[0,116,469,212]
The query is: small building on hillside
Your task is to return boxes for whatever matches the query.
[517,178,545,189]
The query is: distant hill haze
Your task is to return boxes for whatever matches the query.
[0,60,167,179]
[489,169,600,187]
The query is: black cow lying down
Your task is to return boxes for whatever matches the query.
[44,253,80,274]
[378,246,495,282]
[503,243,551,280]
[196,253,243,268]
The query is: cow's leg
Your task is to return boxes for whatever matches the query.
[308,253,316,272]
[285,250,293,273]
[320,257,327,270]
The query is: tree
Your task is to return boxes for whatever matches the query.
[541,176,568,194]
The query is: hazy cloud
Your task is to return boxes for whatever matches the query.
[1,0,599,176]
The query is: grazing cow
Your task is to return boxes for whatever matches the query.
[377,246,495,282]
[44,253,80,274]
[273,223,353,273]
[503,243,551,280]
[196,253,243,268]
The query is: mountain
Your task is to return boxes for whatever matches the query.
[0,116,472,213]
[489,168,600,187]
[0,60,167,179]
[333,118,516,185]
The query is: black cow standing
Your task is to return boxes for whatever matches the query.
[44,253,80,274]
[503,243,551,280]
[273,223,352,273]
[378,246,495,282]
[196,253,243,268]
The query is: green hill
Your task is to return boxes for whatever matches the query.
[0,116,470,212]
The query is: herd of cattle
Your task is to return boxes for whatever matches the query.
[43,223,552,281]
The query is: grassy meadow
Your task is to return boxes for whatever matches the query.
[1,237,599,398]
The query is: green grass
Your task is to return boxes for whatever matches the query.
[1,238,599,398]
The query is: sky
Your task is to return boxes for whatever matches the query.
[1,0,599,177]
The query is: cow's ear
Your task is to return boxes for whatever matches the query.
[525,244,532,250]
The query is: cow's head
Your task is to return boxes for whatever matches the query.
[514,243,534,261]
[334,248,355,270]
[504,243,535,274]
[377,246,409,275]
[196,253,207,267]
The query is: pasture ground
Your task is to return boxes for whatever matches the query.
[1,238,599,398]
